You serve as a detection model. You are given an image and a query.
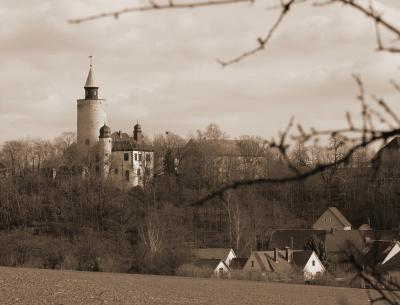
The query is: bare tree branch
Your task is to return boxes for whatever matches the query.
[68,0,255,24]
[217,0,298,66]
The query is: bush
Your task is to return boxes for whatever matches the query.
[175,264,214,278]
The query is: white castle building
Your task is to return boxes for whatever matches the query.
[76,61,154,188]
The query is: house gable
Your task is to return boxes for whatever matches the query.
[382,242,400,264]
[302,251,325,276]
[313,207,351,231]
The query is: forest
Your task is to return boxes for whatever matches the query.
[0,123,398,275]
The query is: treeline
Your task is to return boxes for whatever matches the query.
[0,124,398,274]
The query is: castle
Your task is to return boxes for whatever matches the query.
[76,59,154,188]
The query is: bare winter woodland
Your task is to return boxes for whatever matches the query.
[2,0,400,304]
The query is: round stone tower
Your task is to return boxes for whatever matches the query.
[99,124,112,179]
[77,59,107,156]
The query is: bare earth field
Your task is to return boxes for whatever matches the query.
[0,267,378,305]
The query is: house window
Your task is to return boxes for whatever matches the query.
[114,168,118,175]
[137,168,141,175]
[125,170,130,181]
[135,153,138,161]
[146,154,151,162]
[251,260,254,268]
[139,153,142,161]
[124,153,129,161]
[324,218,327,222]
[312,260,315,266]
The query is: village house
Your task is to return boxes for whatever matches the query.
[177,248,236,278]
[242,248,325,280]
[191,248,236,267]
[355,240,400,288]
[178,259,231,278]
[312,207,352,231]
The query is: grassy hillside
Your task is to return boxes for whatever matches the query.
[0,267,376,305]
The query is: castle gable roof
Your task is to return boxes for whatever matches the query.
[111,132,153,152]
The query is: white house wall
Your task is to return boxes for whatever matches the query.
[225,249,236,267]
[303,252,325,278]
[213,261,230,277]
[382,242,400,264]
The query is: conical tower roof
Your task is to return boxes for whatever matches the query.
[84,67,97,88]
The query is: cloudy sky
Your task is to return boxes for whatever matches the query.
[1,0,400,143]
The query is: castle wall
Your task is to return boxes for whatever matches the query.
[77,99,106,155]
[109,150,154,189]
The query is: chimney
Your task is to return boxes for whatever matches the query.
[274,248,279,262]
[285,247,292,262]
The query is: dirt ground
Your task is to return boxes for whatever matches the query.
[0,267,378,305]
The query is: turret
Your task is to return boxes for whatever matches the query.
[84,67,99,99]
[77,56,107,156]
[98,124,112,179]
[133,122,143,145]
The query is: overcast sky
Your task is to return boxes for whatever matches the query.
[1,0,400,143]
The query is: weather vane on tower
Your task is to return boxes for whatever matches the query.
[89,55,93,68]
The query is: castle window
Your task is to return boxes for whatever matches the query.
[137,168,141,175]
[251,260,254,268]
[95,154,99,162]
[124,153,129,161]
[139,153,142,161]
[146,154,151,162]
[85,139,90,145]
[95,166,99,173]
[312,260,315,266]
[135,153,138,161]
[114,168,118,175]
[125,170,130,181]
